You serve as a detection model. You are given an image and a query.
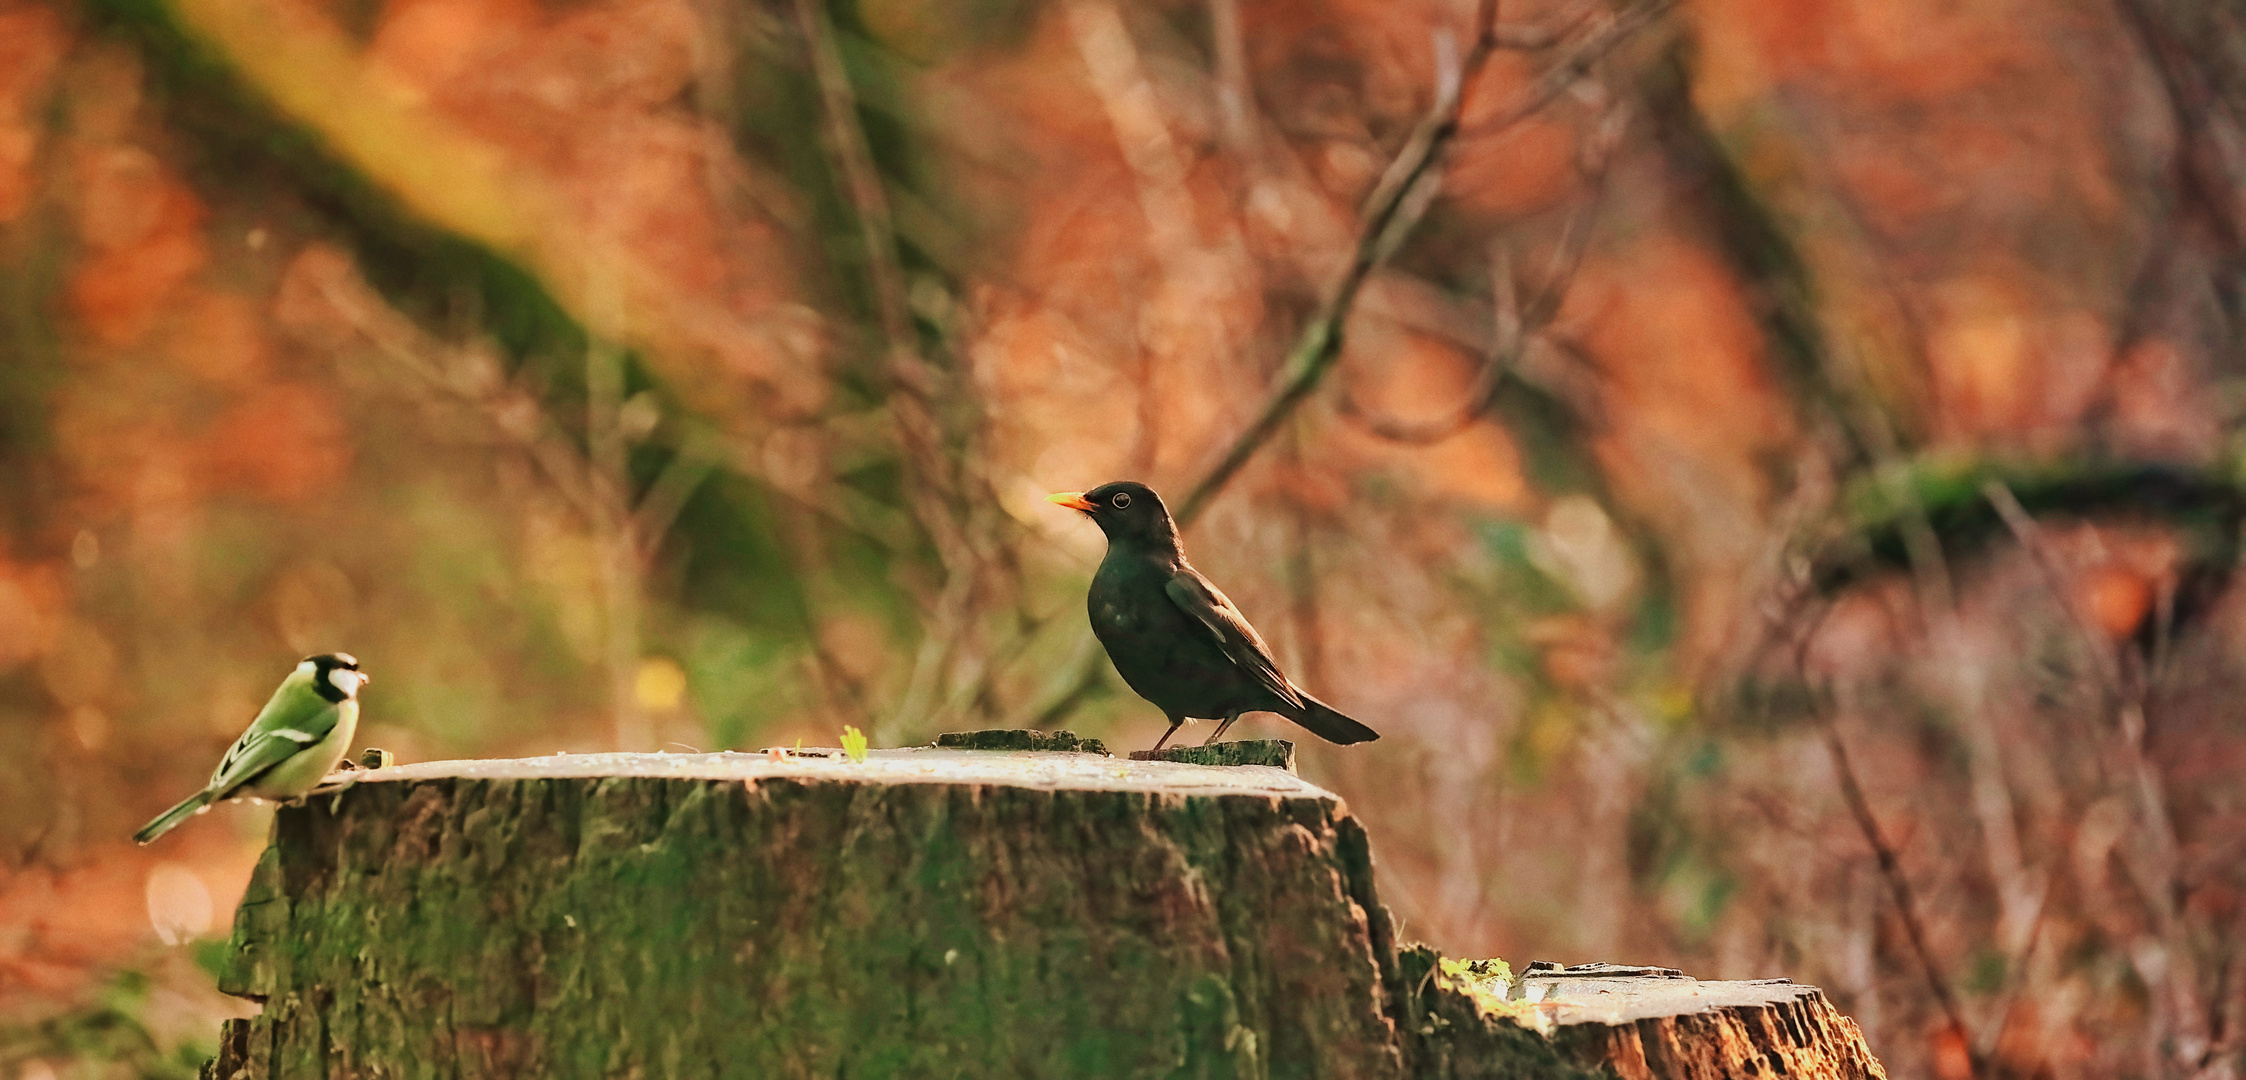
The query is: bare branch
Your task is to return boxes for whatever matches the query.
[1336,251,1527,446]
[1490,1,1600,49]
[630,436,721,558]
[1459,0,1677,139]
[1207,0,1255,158]
[793,0,973,562]
[1174,0,1673,526]
[307,253,695,749]
[793,0,912,354]
[1008,631,1110,730]
[1980,481,2126,694]
[798,0,1022,737]
[1173,0,1503,525]
[307,262,603,522]
[1976,884,2053,1059]
[1981,479,2214,1069]
[1337,106,1623,445]
[1795,624,1986,1080]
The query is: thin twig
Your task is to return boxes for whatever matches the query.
[798,0,1015,738]
[1174,0,1672,525]
[1172,0,1501,525]
[1337,107,1623,445]
[793,0,970,558]
[1982,480,2216,1070]
[1797,626,1985,1079]
[1979,481,2183,916]
[1015,631,1109,728]
[1980,481,2123,695]
[630,434,721,554]
[317,270,602,521]
[675,420,918,552]
[1284,423,1326,688]
[1861,468,2049,1038]
[2114,0,2246,250]
[1207,0,1255,159]
[312,254,714,748]
[1337,242,1526,445]
[794,0,914,360]
[584,299,650,749]
[1975,873,2053,1060]
[1458,0,1677,138]
[1488,1,1600,50]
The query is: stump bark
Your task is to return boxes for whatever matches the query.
[201,748,1885,1079]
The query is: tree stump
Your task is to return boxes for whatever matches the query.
[1522,965,1891,1080]
[201,748,1885,1078]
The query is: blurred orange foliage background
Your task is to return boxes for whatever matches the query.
[1,0,2243,1075]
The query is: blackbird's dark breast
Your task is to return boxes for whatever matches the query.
[1087,551,1284,721]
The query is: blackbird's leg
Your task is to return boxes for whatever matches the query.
[1203,712,1242,746]
[1149,716,1186,752]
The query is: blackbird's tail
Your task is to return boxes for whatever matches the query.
[1285,692,1380,746]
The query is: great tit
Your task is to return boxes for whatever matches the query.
[134,653,370,845]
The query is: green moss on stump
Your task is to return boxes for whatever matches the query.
[933,728,1111,755]
[1128,741,1297,774]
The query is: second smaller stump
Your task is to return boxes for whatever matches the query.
[1129,739,1296,774]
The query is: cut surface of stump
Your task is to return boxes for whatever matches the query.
[204,748,1884,1079]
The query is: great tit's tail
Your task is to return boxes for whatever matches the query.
[1285,692,1381,746]
[134,790,215,845]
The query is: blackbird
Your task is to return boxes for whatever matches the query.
[1048,481,1380,751]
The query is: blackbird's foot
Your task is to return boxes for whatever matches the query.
[1202,713,1241,746]
[1149,718,1185,753]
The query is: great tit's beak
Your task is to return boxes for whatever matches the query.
[1046,492,1096,513]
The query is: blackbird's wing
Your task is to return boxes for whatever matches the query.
[1164,567,1305,712]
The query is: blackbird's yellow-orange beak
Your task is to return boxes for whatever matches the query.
[1046,491,1097,513]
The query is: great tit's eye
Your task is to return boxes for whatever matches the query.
[1111,491,1132,509]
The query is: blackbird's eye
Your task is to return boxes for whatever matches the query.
[1111,491,1132,509]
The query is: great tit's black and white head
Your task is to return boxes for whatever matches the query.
[1047,480,1179,553]
[302,652,369,704]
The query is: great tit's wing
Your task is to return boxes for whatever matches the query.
[1164,567,1305,711]
[204,675,341,797]
[203,728,325,799]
